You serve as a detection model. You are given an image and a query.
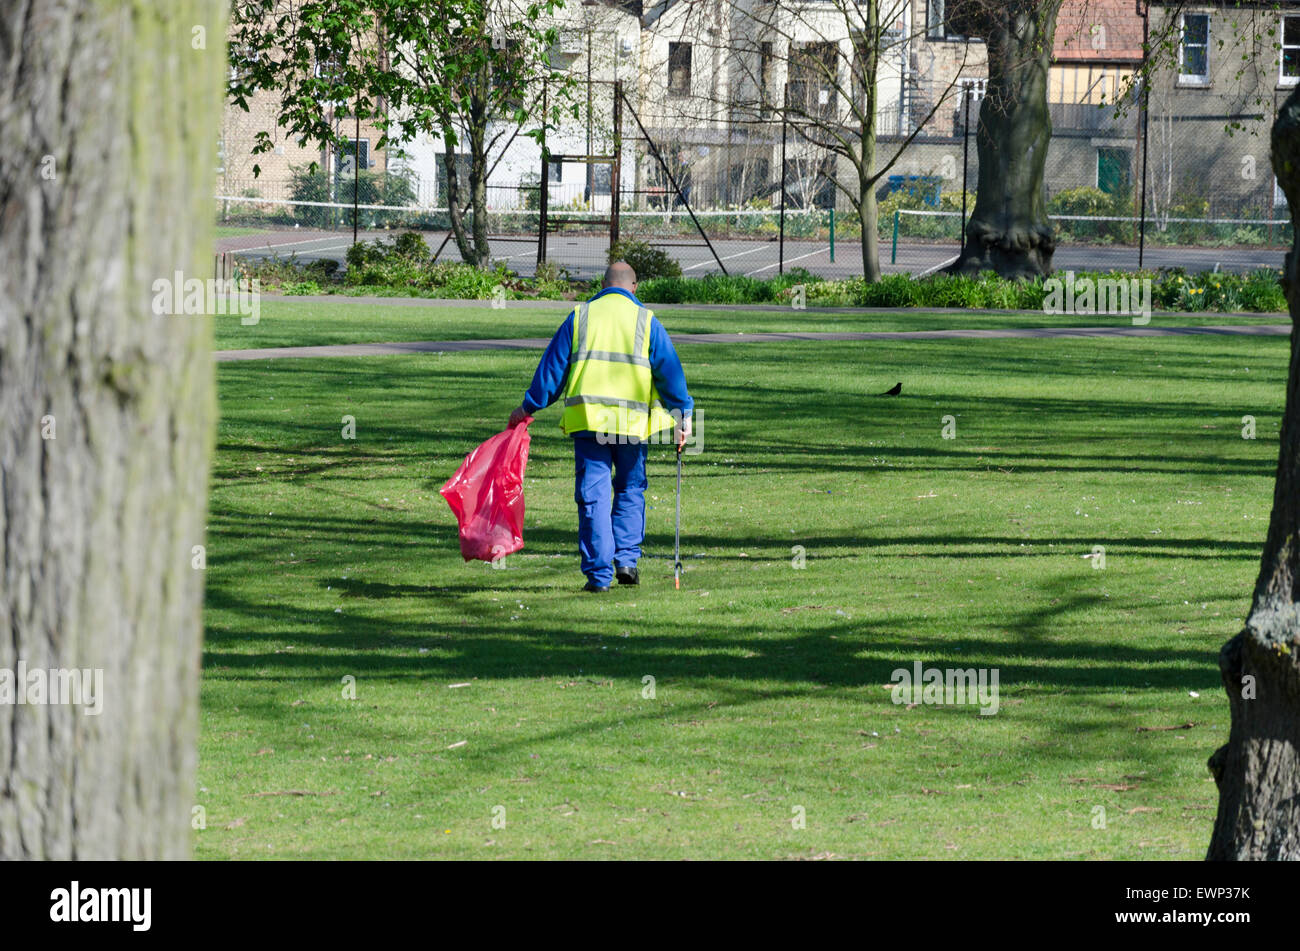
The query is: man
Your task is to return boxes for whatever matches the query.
[508,261,693,592]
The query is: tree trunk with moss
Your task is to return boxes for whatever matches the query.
[0,0,222,858]
[949,0,1059,279]
[1206,86,1300,861]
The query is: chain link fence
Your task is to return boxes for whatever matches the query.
[216,80,1292,280]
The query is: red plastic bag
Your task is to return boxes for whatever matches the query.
[440,418,533,562]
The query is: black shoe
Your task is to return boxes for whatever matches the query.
[583,581,610,593]
[615,565,639,586]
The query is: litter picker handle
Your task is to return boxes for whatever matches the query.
[674,441,683,590]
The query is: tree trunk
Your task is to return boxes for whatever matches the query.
[444,147,478,265]
[0,0,222,858]
[468,74,492,269]
[858,187,881,283]
[442,74,492,270]
[857,75,881,283]
[1206,86,1300,861]
[949,0,1059,279]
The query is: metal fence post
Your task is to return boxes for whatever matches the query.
[961,87,971,257]
[611,80,622,249]
[538,80,549,267]
[1138,6,1151,269]
[779,84,788,276]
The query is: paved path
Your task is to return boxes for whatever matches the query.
[214,323,1291,362]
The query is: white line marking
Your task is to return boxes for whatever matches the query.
[744,247,829,277]
[683,245,767,271]
[917,255,959,278]
[242,235,352,253]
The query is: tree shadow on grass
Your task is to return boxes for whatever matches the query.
[204,555,1232,695]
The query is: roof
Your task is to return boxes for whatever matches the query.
[641,0,681,29]
[1054,0,1145,63]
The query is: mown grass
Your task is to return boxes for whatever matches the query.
[197,322,1287,859]
[215,225,267,239]
[211,298,1284,352]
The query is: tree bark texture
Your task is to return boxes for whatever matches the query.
[1207,85,1300,861]
[0,0,223,858]
[949,0,1059,279]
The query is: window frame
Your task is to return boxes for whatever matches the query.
[1281,13,1300,87]
[957,77,987,103]
[789,40,839,120]
[1178,12,1211,87]
[667,41,692,98]
[927,0,949,40]
[759,41,774,117]
[336,139,371,177]
[927,0,972,41]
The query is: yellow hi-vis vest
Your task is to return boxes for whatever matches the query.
[560,294,678,439]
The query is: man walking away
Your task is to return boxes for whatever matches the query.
[508,261,693,592]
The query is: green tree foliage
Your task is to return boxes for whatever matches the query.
[228,0,569,265]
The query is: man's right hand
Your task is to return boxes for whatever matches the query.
[676,414,692,450]
[508,405,530,429]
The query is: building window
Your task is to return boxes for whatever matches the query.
[927,0,966,40]
[1178,13,1210,85]
[790,42,838,118]
[954,78,986,133]
[668,42,691,97]
[1282,15,1300,86]
[336,140,370,177]
[958,77,987,103]
[759,41,774,117]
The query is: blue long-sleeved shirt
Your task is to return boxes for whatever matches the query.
[520,287,694,426]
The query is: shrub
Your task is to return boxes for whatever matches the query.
[392,231,431,260]
[231,248,1287,314]
[303,258,340,280]
[638,268,820,305]
[1049,187,1116,217]
[608,239,683,281]
[878,189,967,241]
[1049,187,1134,244]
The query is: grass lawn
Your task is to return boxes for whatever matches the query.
[216,225,271,239]
[211,299,1285,352]
[198,313,1286,859]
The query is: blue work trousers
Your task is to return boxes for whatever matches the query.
[573,435,649,586]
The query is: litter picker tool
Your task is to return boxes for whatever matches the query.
[674,440,683,590]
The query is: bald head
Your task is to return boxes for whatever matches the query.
[603,261,637,291]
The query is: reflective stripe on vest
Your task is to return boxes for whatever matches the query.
[560,297,675,438]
